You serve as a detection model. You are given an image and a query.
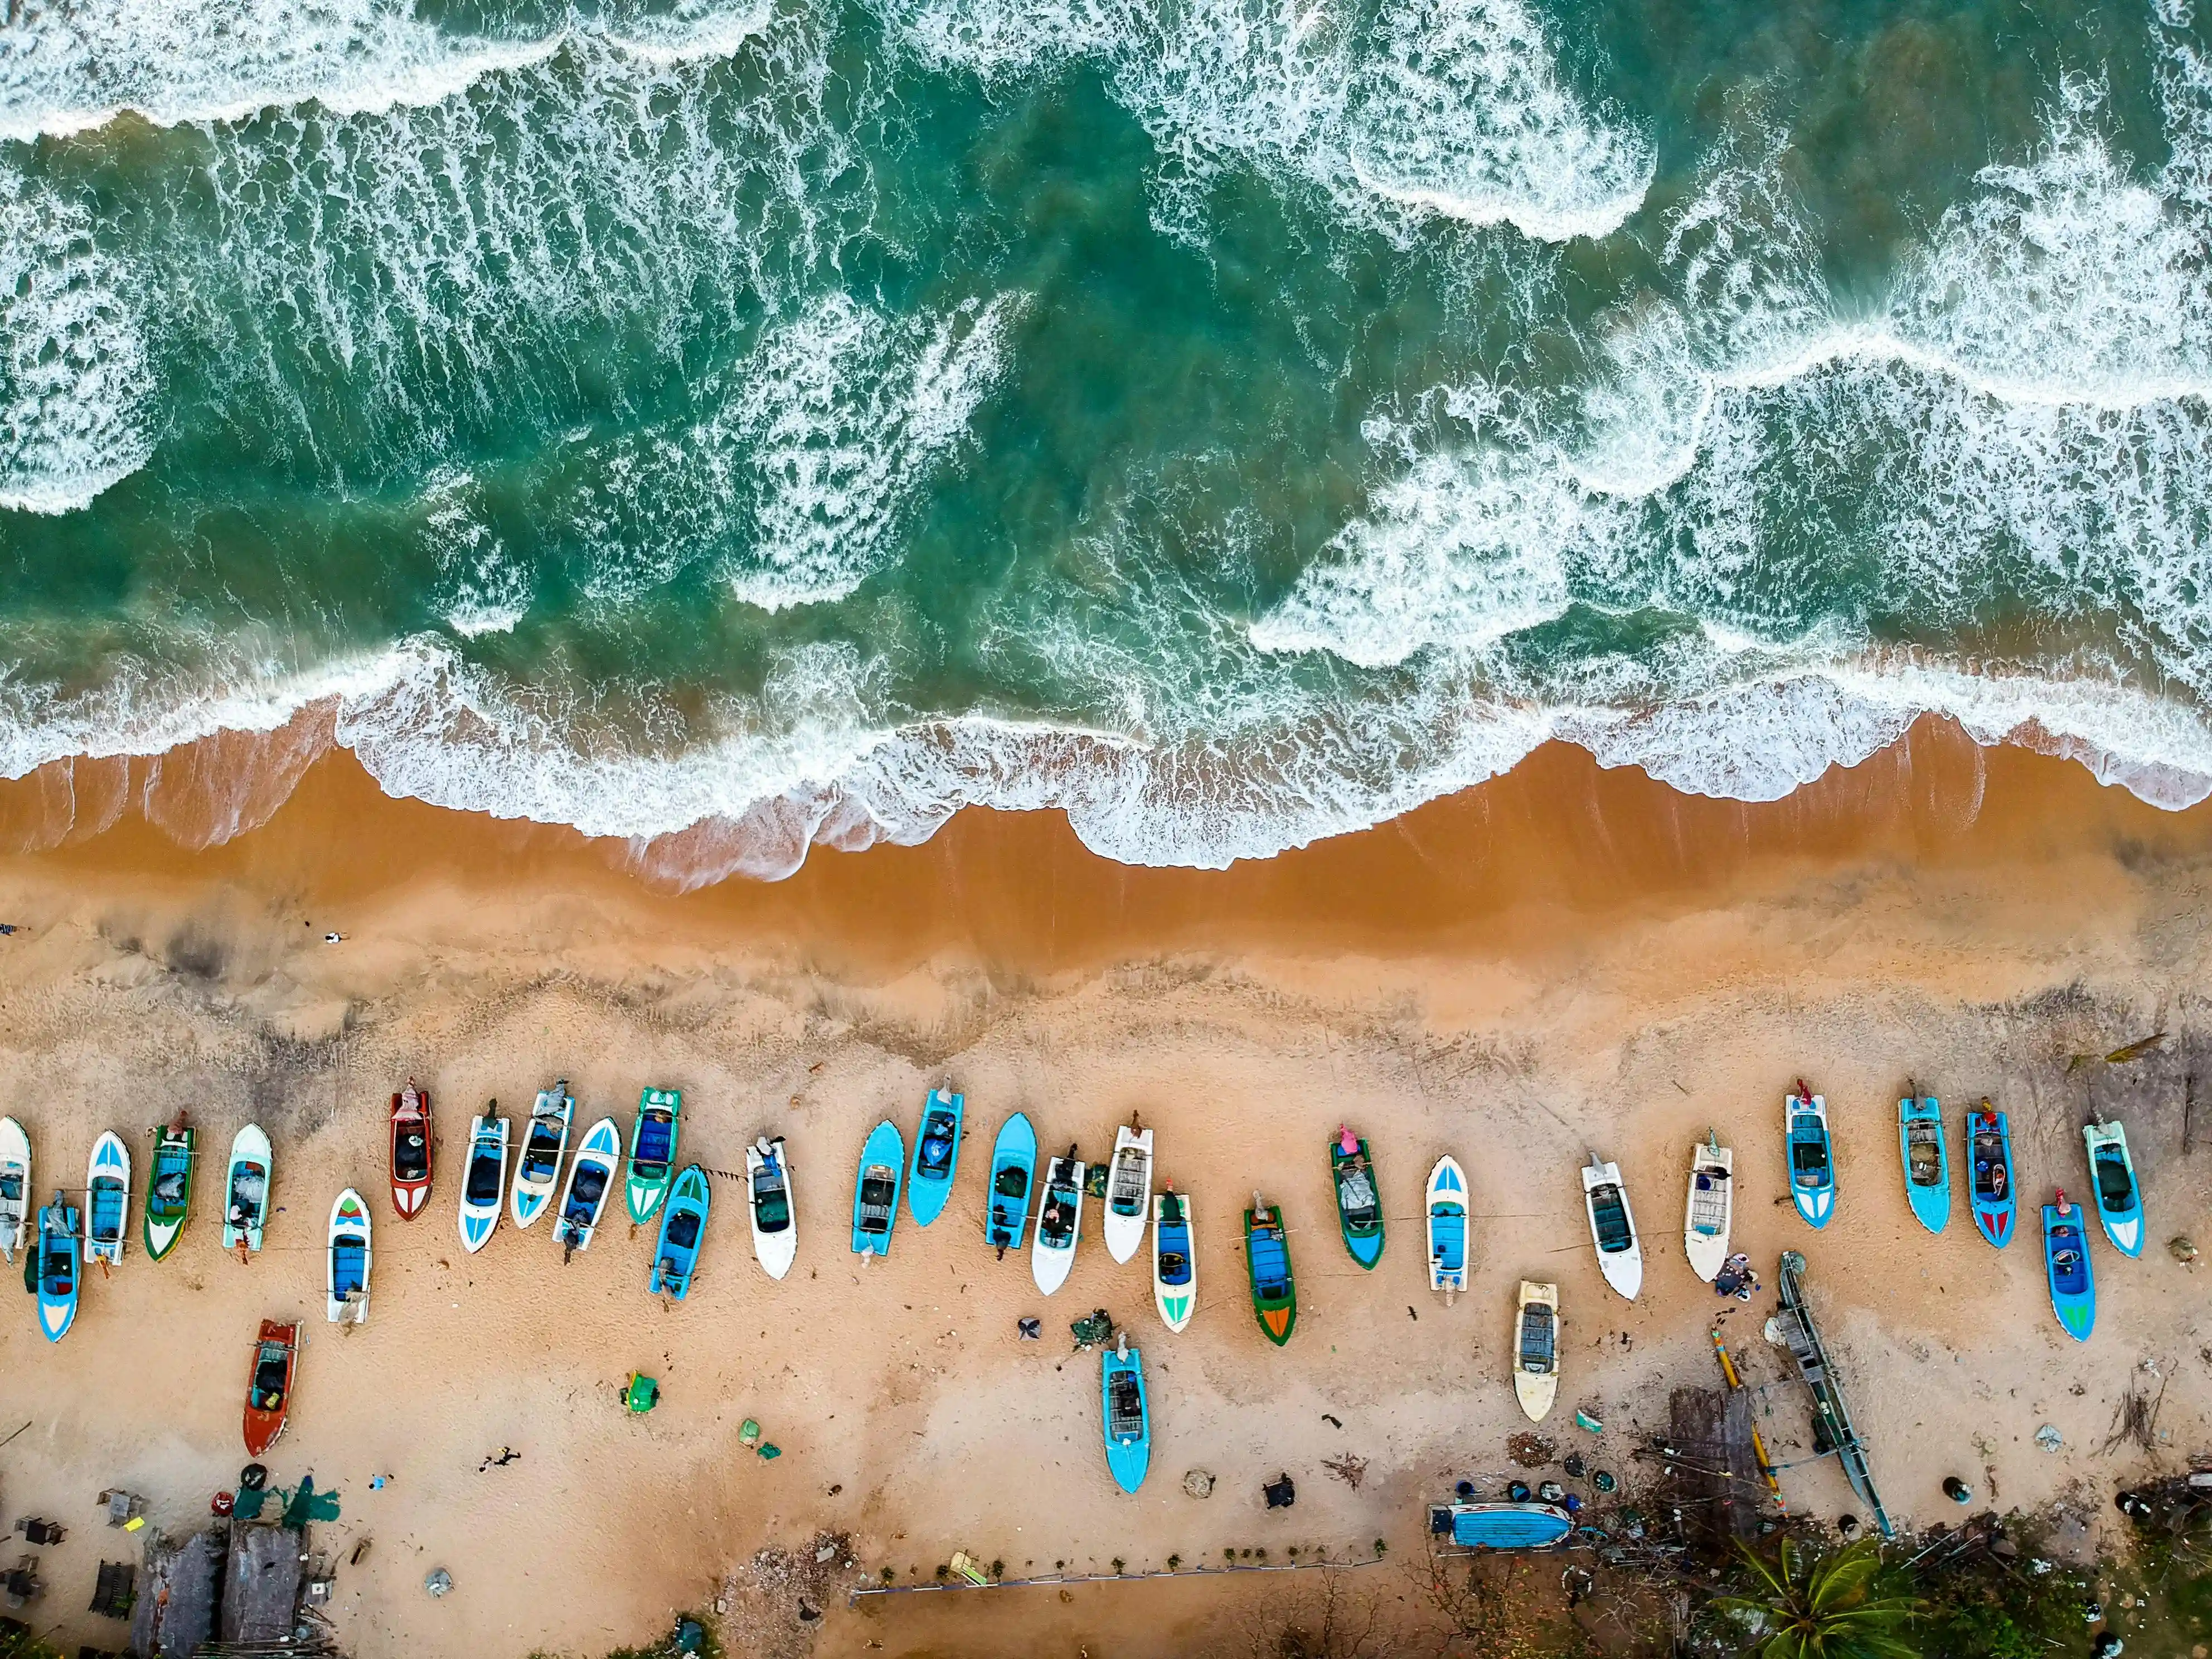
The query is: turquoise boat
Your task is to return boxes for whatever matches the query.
[625,1088,682,1225]
[1428,1502,1575,1550]
[851,1120,904,1257]
[1968,1103,2016,1249]
[984,1112,1036,1255]
[650,1165,712,1301]
[36,1194,80,1342]
[907,1088,963,1228]
[1100,1332,1151,1495]
[2042,1195,2095,1341]
[1330,1127,1384,1269]
[1785,1085,1835,1229]
[1898,1093,1949,1234]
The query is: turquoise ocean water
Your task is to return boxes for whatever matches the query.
[1,0,2209,880]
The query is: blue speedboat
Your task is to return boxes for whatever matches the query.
[907,1089,964,1228]
[1425,1156,1468,1297]
[1898,1093,1950,1234]
[851,1120,905,1257]
[984,1112,1036,1255]
[1967,1103,2015,1249]
[2082,1119,2144,1258]
[36,1193,80,1342]
[1100,1332,1151,1494]
[650,1165,712,1300]
[2042,1194,2096,1342]
[1785,1085,1835,1229]
[1428,1501,1574,1550]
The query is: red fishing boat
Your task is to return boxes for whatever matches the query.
[390,1084,433,1218]
[242,1320,299,1456]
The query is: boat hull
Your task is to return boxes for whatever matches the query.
[36,1199,80,1341]
[907,1090,964,1228]
[650,1165,712,1300]
[0,1116,28,1263]
[1899,1097,1951,1235]
[1031,1154,1084,1293]
[1151,1190,1195,1332]
[222,1125,271,1254]
[851,1120,906,1257]
[1512,1280,1559,1423]
[1968,1108,2016,1249]
[1244,1203,1298,1346]
[458,1115,508,1254]
[1430,1502,1574,1551]
[1582,1160,1642,1302]
[1331,1134,1384,1269]
[390,1088,433,1219]
[85,1132,130,1267]
[1682,1143,1733,1282]
[984,1113,1037,1253]
[327,1188,372,1324]
[745,1137,798,1280]
[2041,1202,2097,1341]
[144,1121,195,1262]
[242,1319,299,1456]
[511,1086,573,1230]
[1103,1126,1153,1265]
[1786,1094,1836,1229]
[1100,1344,1151,1494]
[555,1117,622,1254]
[2083,1121,2145,1258]
[1425,1156,1468,1295]
[626,1089,683,1225]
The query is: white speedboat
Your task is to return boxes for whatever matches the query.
[1512,1280,1559,1422]
[1032,1147,1085,1295]
[1103,1124,1153,1264]
[554,1116,620,1257]
[746,1136,798,1280]
[1581,1154,1642,1301]
[510,1081,574,1229]
[458,1112,510,1255]
[1682,1134,1733,1282]
[0,1116,29,1262]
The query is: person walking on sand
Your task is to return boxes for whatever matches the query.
[478,1446,519,1472]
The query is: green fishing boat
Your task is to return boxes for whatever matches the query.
[626,1088,682,1224]
[1330,1126,1384,1268]
[144,1114,195,1261]
[1244,1194,1298,1346]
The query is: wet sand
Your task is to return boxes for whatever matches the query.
[1,719,2209,1657]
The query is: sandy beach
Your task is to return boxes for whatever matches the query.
[2,716,2210,1657]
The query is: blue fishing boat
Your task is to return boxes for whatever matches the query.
[1967,1102,2015,1249]
[1898,1093,1950,1234]
[651,1165,712,1300]
[1425,1155,1468,1299]
[2042,1193,2096,1341]
[851,1120,905,1257]
[983,1112,1036,1256]
[1100,1331,1151,1494]
[2082,1119,2144,1258]
[85,1131,130,1266]
[907,1088,963,1228]
[1784,1084,1835,1229]
[1427,1501,1574,1550]
[36,1193,80,1342]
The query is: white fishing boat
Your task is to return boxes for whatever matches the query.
[1103,1123,1153,1264]
[327,1188,371,1324]
[85,1131,130,1267]
[1151,1186,1196,1332]
[554,1116,620,1257]
[510,1081,574,1230]
[746,1136,798,1280]
[1682,1134,1734,1282]
[1512,1280,1560,1423]
[0,1116,28,1262]
[1425,1154,1469,1302]
[222,1124,272,1255]
[1581,1154,1643,1301]
[458,1112,510,1255]
[1032,1147,1085,1295]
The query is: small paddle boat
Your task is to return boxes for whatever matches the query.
[1512,1280,1559,1423]
[907,1088,964,1228]
[1100,1330,1151,1494]
[1426,1154,1468,1301]
[222,1124,271,1256]
[36,1194,79,1341]
[1152,1186,1196,1332]
[458,1111,508,1254]
[1103,1123,1154,1264]
[85,1132,130,1267]
[242,1320,299,1456]
[1967,1102,2016,1249]
[511,1081,574,1230]
[0,1116,27,1262]
[1032,1147,1084,1293]
[851,1119,905,1258]
[1784,1083,1835,1229]
[1899,1091,1950,1234]
[2043,1191,2096,1341]
[555,1116,620,1258]
[1331,1127,1384,1269]
[651,1164,712,1300]
[745,1136,797,1280]
[1682,1134,1733,1282]
[1428,1501,1574,1551]
[327,1188,371,1323]
[627,1088,682,1224]
[1244,1193,1297,1346]
[143,1113,194,1261]
[389,1084,433,1218]
[2083,1119,2144,1258]
[1580,1154,1642,1301]
[984,1112,1037,1256]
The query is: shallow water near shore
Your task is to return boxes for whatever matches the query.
[5,0,2212,880]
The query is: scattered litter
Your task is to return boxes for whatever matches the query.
[2171,1237,2200,1267]
[2036,1425,2064,1453]
[1321,1413,1342,1429]
[757,1444,782,1461]
[949,1551,991,1586]
[1321,1453,1367,1491]
[1506,1433,1556,1468]
[740,1420,763,1448]
[1182,1469,1215,1499]
[1017,1317,1041,1341]
[1070,1308,1115,1350]
[350,1538,371,1566]
[1507,1481,1531,1502]
[1575,1409,1605,1434]
[1263,1472,1297,1510]
[626,1374,660,1414]
[1537,1482,1565,1503]
[1592,1469,1617,1493]
[1561,1452,1586,1478]
[424,1568,453,1598]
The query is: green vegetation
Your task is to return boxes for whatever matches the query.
[1713,1539,1918,1659]
[0,1623,65,1659]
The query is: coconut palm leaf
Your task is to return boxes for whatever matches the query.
[1713,1538,1919,1659]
